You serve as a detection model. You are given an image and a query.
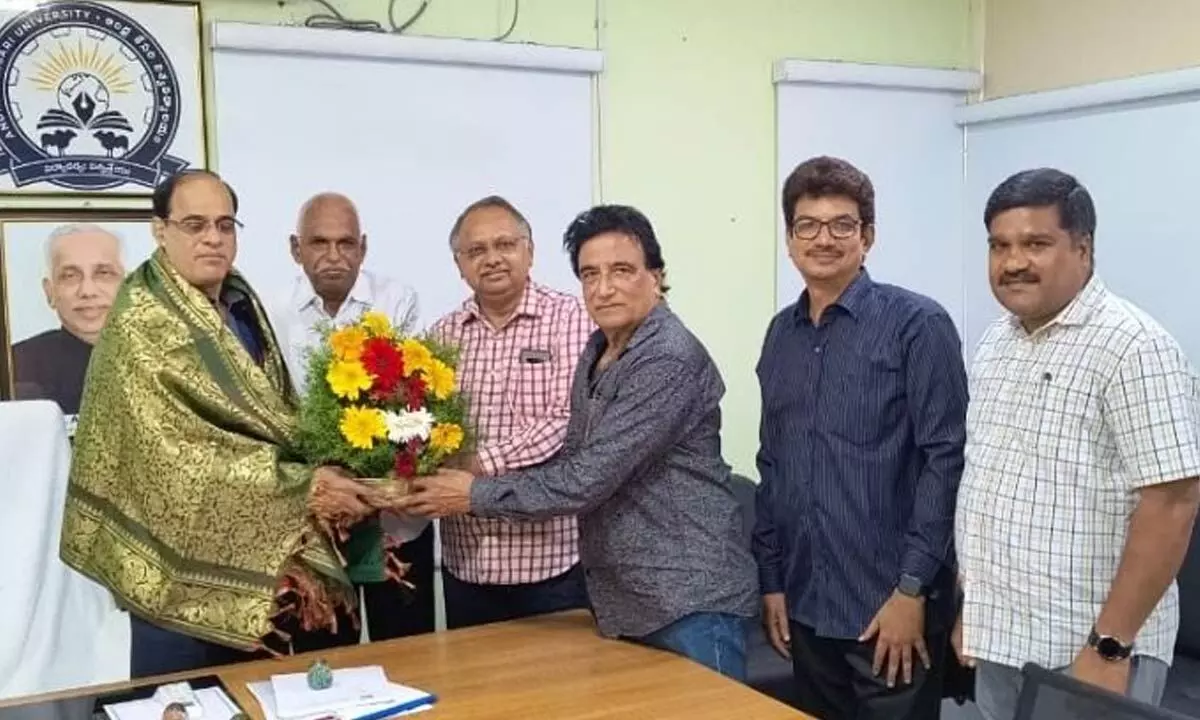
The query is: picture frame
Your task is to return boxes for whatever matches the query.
[0,0,208,203]
[0,209,155,405]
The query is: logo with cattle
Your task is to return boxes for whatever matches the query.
[0,0,188,192]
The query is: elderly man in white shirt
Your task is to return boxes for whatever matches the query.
[274,191,432,645]
[954,168,1200,720]
[277,192,418,392]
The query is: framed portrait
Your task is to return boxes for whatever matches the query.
[0,211,155,415]
[0,0,207,200]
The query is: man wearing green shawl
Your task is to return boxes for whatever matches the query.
[60,170,386,677]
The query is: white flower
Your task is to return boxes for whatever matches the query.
[384,408,434,444]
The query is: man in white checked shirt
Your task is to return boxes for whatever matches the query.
[954,168,1200,719]
[431,195,592,628]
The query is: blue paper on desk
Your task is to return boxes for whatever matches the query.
[247,666,435,720]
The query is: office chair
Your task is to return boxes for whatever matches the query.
[1014,662,1191,720]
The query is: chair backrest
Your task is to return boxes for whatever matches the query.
[1014,663,1191,720]
[728,472,757,551]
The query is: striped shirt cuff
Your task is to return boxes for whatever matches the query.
[901,548,941,587]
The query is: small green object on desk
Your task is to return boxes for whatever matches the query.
[306,659,333,690]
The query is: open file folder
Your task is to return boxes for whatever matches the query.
[248,666,435,720]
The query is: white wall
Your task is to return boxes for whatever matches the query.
[775,61,980,335]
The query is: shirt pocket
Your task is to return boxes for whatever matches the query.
[508,359,556,419]
[1034,374,1103,486]
[828,356,903,446]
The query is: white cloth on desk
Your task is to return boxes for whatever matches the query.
[0,400,130,700]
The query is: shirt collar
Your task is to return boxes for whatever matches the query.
[585,300,669,360]
[459,281,541,327]
[625,301,669,351]
[794,267,872,325]
[294,270,372,312]
[1008,274,1107,337]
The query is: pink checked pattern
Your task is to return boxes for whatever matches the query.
[431,282,594,585]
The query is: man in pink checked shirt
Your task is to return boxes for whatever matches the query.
[430,195,593,628]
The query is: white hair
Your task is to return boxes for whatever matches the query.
[43,223,126,279]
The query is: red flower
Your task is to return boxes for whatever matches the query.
[393,449,417,478]
[361,337,404,395]
[405,375,427,411]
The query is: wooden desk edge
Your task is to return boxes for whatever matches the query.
[0,611,810,719]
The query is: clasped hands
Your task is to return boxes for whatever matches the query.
[308,461,477,533]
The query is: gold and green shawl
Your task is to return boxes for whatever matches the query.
[60,251,350,650]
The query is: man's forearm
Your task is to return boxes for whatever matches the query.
[1096,478,1200,641]
[478,417,568,476]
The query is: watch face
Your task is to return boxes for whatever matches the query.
[1096,636,1128,659]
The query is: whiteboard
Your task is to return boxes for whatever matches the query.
[774,61,979,334]
[210,23,600,330]
[959,78,1200,364]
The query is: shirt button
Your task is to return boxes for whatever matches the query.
[814,346,822,353]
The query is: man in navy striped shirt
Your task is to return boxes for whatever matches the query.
[753,156,969,719]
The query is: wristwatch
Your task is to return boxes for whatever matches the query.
[897,573,924,598]
[1087,627,1133,662]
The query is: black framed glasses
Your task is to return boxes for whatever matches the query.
[167,216,243,238]
[790,215,862,241]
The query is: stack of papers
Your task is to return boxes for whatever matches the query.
[104,686,242,720]
[248,666,435,720]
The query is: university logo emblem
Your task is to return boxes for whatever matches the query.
[0,0,188,191]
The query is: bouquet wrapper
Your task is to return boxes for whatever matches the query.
[339,477,412,584]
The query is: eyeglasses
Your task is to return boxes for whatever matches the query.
[455,236,527,263]
[167,216,243,238]
[790,216,862,241]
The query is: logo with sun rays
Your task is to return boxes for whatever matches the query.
[0,0,188,191]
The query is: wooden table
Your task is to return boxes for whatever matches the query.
[1,611,810,719]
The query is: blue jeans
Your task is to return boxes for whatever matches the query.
[634,612,749,682]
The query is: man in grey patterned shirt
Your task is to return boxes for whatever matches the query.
[403,204,759,680]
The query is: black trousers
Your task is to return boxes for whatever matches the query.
[363,522,437,640]
[789,620,947,720]
[443,563,589,630]
[314,522,438,646]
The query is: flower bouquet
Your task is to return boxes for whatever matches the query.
[295,310,470,585]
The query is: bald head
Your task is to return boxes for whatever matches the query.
[290,192,367,310]
[42,224,126,345]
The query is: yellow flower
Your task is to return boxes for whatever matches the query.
[428,359,456,400]
[360,311,392,338]
[329,326,367,361]
[327,359,372,400]
[429,423,464,454]
[400,338,434,377]
[340,406,388,450]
